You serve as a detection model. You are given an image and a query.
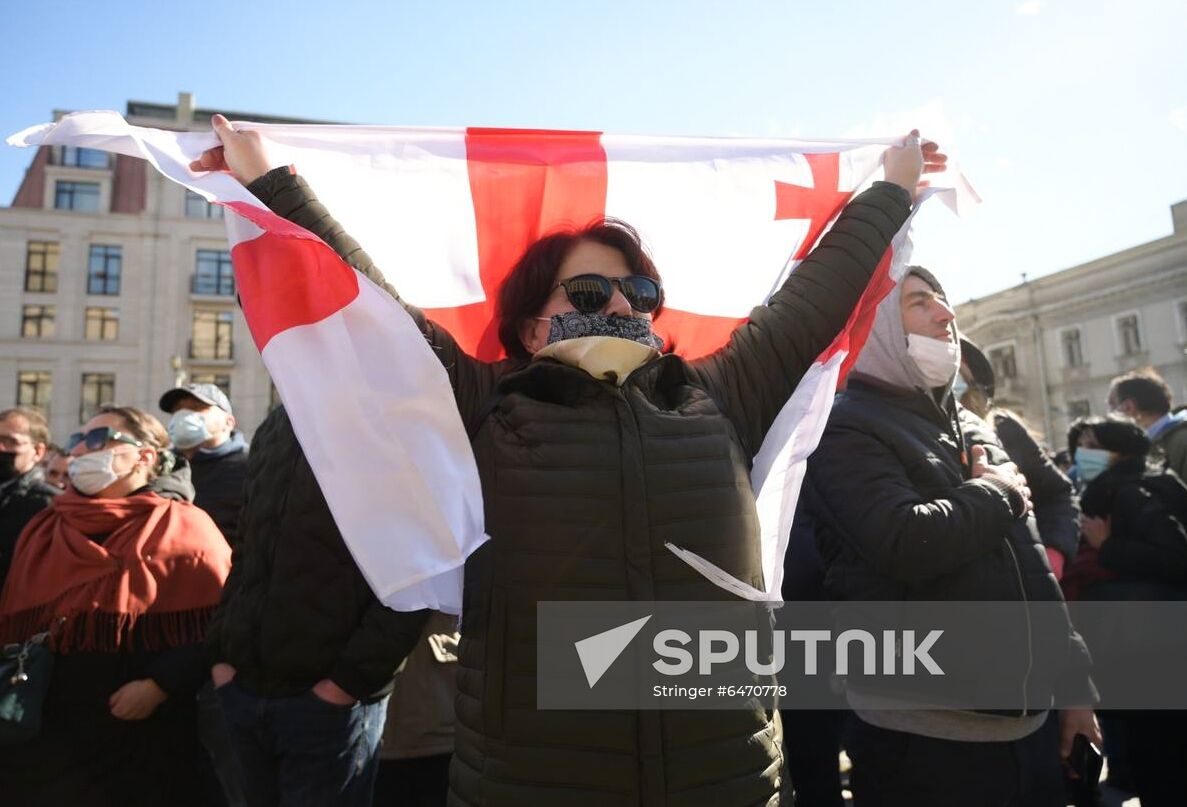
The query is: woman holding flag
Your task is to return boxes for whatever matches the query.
[194,116,944,806]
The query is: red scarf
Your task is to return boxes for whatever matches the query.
[0,490,231,652]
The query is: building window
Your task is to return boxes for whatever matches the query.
[988,345,1018,380]
[54,180,101,212]
[84,307,119,341]
[79,372,115,423]
[1060,329,1084,367]
[1116,314,1143,356]
[193,249,235,295]
[24,241,60,293]
[87,245,122,295]
[59,146,110,169]
[190,310,234,360]
[1176,300,1187,343]
[190,373,231,399]
[17,371,52,418]
[1067,399,1091,420]
[185,190,225,220]
[21,305,56,339]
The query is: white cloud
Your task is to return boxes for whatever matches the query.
[1015,0,1042,15]
[1170,106,1187,133]
[841,98,958,147]
[996,156,1013,169]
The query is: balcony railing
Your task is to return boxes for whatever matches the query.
[188,339,235,362]
[190,274,236,296]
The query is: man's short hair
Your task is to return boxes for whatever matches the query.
[1109,368,1172,416]
[0,407,50,446]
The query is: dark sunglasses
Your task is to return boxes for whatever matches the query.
[66,426,144,452]
[555,274,662,315]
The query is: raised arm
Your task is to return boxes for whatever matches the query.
[192,115,501,426]
[686,134,943,457]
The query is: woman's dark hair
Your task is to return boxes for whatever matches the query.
[1068,415,1150,461]
[496,217,664,360]
[1067,418,1089,461]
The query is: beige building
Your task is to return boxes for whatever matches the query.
[1,93,329,443]
[955,198,1187,449]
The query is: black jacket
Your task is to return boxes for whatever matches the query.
[205,405,428,701]
[806,375,1096,708]
[1079,458,1187,587]
[186,430,249,545]
[0,467,59,590]
[963,410,1081,559]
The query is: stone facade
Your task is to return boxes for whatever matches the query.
[955,200,1187,449]
[1,93,328,442]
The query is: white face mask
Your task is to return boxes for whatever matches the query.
[68,449,129,495]
[168,410,213,450]
[907,333,962,388]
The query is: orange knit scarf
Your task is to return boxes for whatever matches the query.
[0,490,231,652]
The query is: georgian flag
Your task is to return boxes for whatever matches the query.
[8,112,975,613]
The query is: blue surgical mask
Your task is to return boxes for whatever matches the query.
[951,373,969,401]
[541,311,663,351]
[168,410,212,451]
[1075,447,1112,483]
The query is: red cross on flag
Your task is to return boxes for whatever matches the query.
[9,112,975,612]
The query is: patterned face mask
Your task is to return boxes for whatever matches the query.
[542,311,664,352]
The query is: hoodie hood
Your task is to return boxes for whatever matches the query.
[193,429,248,462]
[148,453,196,502]
[851,266,959,394]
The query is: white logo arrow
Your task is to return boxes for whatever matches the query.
[574,615,653,688]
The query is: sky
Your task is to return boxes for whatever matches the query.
[1,0,1185,304]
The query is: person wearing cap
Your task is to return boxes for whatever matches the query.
[159,383,249,546]
[803,267,1099,807]
[955,339,1080,580]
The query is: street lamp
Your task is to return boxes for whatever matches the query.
[169,355,186,388]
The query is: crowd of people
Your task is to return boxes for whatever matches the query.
[0,116,1184,807]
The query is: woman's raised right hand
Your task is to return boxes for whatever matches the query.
[883,129,948,203]
[189,113,275,186]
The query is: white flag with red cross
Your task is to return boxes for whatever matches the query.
[8,112,976,613]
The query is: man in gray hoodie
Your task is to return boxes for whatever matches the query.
[804,267,1099,807]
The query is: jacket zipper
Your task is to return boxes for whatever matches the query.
[952,401,1033,716]
[1002,537,1033,716]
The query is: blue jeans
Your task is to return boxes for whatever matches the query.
[216,680,388,807]
[196,680,248,807]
